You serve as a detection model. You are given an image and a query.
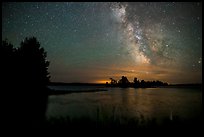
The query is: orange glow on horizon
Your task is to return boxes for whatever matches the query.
[95,80,110,84]
[99,64,185,84]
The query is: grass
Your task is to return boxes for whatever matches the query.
[43,108,202,131]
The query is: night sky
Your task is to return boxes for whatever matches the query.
[2,2,202,84]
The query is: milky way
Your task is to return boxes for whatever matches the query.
[2,2,202,84]
[111,3,150,65]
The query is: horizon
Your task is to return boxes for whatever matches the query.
[49,81,202,85]
[2,2,202,84]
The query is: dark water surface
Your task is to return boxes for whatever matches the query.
[46,86,202,122]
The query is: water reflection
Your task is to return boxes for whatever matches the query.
[46,87,202,121]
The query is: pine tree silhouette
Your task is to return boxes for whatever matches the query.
[2,37,50,128]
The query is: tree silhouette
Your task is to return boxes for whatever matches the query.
[2,37,50,128]
[133,77,139,88]
[1,39,16,84]
[107,76,168,88]
[18,37,50,127]
[110,78,117,86]
[118,76,130,88]
[18,37,50,86]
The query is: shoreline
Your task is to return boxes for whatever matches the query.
[48,84,202,96]
[48,88,108,96]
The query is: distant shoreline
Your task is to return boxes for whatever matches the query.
[49,82,202,87]
[48,82,107,86]
[164,84,202,89]
[48,83,202,96]
[48,88,108,96]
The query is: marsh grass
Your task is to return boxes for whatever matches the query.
[44,106,202,130]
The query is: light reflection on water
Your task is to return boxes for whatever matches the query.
[46,87,202,121]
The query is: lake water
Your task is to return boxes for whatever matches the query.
[46,86,202,122]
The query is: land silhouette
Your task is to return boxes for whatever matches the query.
[107,76,168,88]
[2,37,50,128]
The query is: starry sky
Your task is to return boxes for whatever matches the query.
[2,2,202,84]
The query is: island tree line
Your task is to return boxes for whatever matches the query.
[107,76,168,88]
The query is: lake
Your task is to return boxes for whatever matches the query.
[46,86,202,122]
